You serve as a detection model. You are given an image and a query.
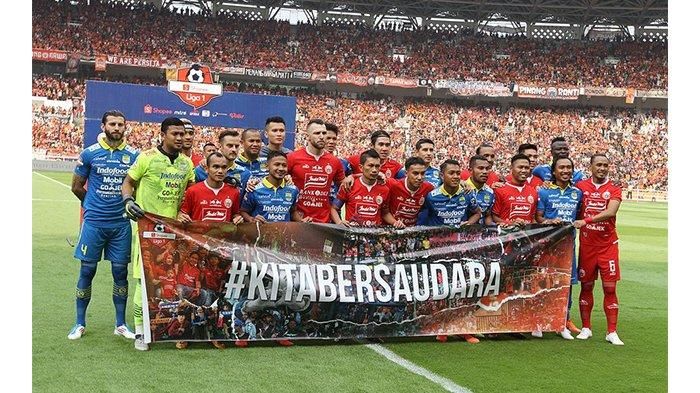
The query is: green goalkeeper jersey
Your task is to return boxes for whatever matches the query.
[128,147,194,218]
[128,147,194,279]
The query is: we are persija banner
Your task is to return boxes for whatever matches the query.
[137,214,574,344]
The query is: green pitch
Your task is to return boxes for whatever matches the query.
[32,171,667,392]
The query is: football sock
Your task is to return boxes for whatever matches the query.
[111,262,129,327]
[579,281,595,329]
[133,279,143,328]
[76,261,98,326]
[566,284,573,319]
[603,281,619,333]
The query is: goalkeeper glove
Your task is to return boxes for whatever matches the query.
[223,176,240,188]
[123,195,145,221]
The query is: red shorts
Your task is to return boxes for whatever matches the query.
[577,242,620,282]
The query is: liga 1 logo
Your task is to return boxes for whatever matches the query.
[167,64,223,110]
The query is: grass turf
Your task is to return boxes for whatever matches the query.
[32,171,667,392]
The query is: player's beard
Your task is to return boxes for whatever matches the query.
[105,131,124,143]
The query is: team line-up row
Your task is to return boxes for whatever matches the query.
[67,111,625,350]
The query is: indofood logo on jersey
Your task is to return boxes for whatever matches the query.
[167,64,223,110]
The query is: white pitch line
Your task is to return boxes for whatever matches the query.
[365,344,473,393]
[32,171,72,190]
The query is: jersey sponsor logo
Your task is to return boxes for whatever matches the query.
[301,200,324,208]
[510,203,532,217]
[96,166,129,176]
[356,203,379,216]
[262,204,291,213]
[302,164,310,169]
[312,165,323,172]
[203,209,227,221]
[396,203,420,216]
[304,173,329,188]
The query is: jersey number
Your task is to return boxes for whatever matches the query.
[608,260,616,275]
[81,244,88,256]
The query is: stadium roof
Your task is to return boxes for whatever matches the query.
[206,0,667,27]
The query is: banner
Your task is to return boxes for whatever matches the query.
[378,76,418,88]
[106,54,163,68]
[517,85,580,100]
[94,55,106,72]
[336,73,369,86]
[66,53,81,74]
[137,214,574,344]
[243,68,312,80]
[32,48,67,62]
[583,86,626,97]
[636,89,667,99]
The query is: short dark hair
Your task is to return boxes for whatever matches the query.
[206,151,226,166]
[325,122,339,134]
[590,153,609,164]
[160,117,185,133]
[218,129,240,142]
[180,118,194,131]
[469,155,490,168]
[307,118,325,128]
[518,143,537,153]
[370,130,391,145]
[266,150,287,162]
[551,136,567,146]
[360,149,380,165]
[101,110,125,124]
[511,153,531,165]
[265,116,285,126]
[404,157,426,171]
[241,128,261,139]
[415,138,435,151]
[551,156,574,175]
[203,142,216,150]
[440,159,461,173]
[476,143,494,155]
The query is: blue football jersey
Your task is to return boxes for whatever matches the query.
[74,139,139,227]
[419,186,479,227]
[536,183,583,222]
[235,154,268,179]
[424,166,442,188]
[465,178,495,225]
[240,178,298,222]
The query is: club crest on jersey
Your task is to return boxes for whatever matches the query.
[570,192,578,200]
[602,191,611,200]
[325,164,333,174]
[168,63,223,110]
[419,197,425,205]
[385,170,392,178]
[484,195,491,202]
[527,195,534,204]
[224,197,232,208]
[375,196,383,205]
[285,192,293,201]
[121,155,131,164]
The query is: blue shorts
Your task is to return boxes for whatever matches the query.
[74,221,131,263]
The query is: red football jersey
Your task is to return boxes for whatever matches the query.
[505,174,544,189]
[180,181,240,222]
[576,178,622,245]
[386,178,434,226]
[492,182,538,223]
[158,274,177,299]
[287,148,346,223]
[191,153,204,167]
[461,170,501,186]
[347,154,404,179]
[202,268,225,291]
[177,263,200,287]
[336,178,391,226]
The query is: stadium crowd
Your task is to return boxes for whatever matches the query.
[32,74,667,190]
[33,0,667,89]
